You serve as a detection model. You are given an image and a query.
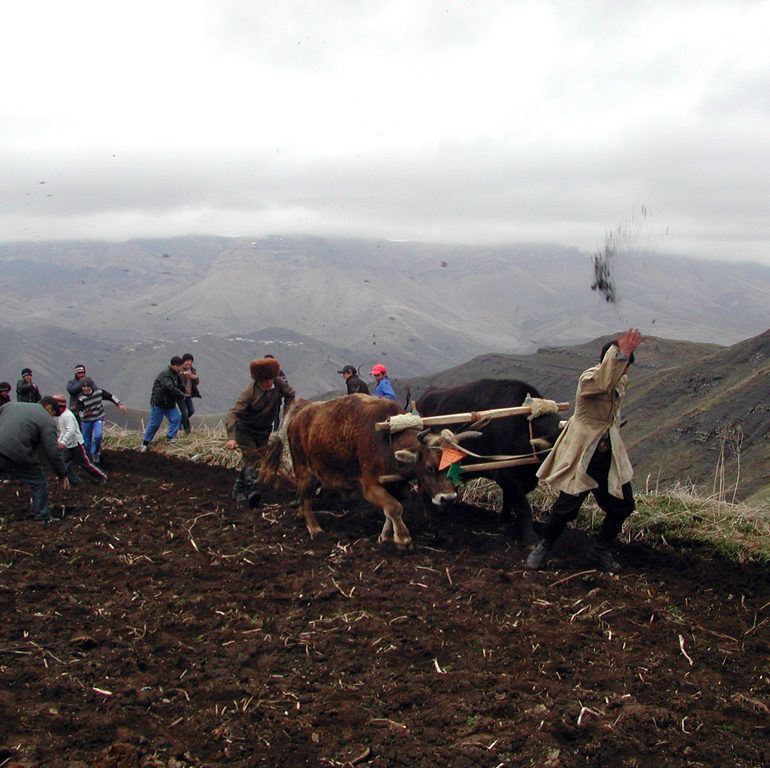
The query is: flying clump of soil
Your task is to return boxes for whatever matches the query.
[591,228,620,303]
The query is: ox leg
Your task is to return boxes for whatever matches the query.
[363,484,413,551]
[295,471,323,539]
[502,484,538,545]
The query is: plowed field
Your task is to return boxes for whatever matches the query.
[1,449,767,767]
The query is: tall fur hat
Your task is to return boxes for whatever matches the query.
[250,357,281,381]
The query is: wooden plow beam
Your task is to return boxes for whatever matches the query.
[377,455,540,484]
[374,402,570,431]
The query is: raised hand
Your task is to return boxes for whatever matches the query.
[617,328,643,357]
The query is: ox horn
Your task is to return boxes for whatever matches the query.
[417,428,432,443]
[452,430,484,444]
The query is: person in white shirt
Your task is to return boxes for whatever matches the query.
[53,394,107,484]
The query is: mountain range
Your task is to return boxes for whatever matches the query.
[1,235,769,415]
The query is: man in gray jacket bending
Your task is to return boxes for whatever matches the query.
[0,398,70,522]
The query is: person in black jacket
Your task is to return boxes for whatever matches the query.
[0,382,11,408]
[139,357,186,452]
[16,368,42,403]
[0,399,70,521]
[338,365,370,395]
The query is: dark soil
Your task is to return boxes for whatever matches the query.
[1,450,768,767]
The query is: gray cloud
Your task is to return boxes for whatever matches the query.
[1,1,768,264]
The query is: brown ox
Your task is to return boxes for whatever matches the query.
[261,394,467,549]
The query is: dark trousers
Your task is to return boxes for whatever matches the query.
[63,444,107,484]
[0,454,51,520]
[180,397,196,434]
[542,447,635,547]
[232,430,269,501]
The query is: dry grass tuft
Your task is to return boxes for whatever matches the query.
[104,421,243,470]
[459,477,769,563]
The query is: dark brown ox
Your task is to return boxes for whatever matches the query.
[416,378,562,544]
[260,394,463,549]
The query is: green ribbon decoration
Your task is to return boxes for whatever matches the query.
[446,462,465,486]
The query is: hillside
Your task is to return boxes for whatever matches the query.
[624,330,770,503]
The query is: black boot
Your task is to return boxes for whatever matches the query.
[526,540,553,570]
[231,475,247,502]
[587,542,621,571]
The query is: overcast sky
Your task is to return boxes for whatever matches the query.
[1,1,768,263]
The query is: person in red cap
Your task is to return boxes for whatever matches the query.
[225,357,295,506]
[370,363,396,401]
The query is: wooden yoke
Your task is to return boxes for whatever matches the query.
[374,402,571,431]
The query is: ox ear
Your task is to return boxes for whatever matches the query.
[394,448,419,464]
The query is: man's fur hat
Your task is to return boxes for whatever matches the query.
[250,357,281,381]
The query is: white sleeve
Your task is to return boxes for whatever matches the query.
[58,411,80,446]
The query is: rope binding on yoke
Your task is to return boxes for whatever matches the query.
[387,413,424,433]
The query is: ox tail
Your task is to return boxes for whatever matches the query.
[259,415,297,489]
[259,435,285,489]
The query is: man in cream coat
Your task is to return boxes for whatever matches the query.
[527,328,643,571]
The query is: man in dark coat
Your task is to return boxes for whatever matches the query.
[139,357,187,452]
[226,357,295,506]
[179,353,201,435]
[338,365,370,395]
[0,398,70,521]
[16,368,41,403]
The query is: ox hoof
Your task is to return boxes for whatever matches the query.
[377,535,414,552]
[378,537,414,553]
